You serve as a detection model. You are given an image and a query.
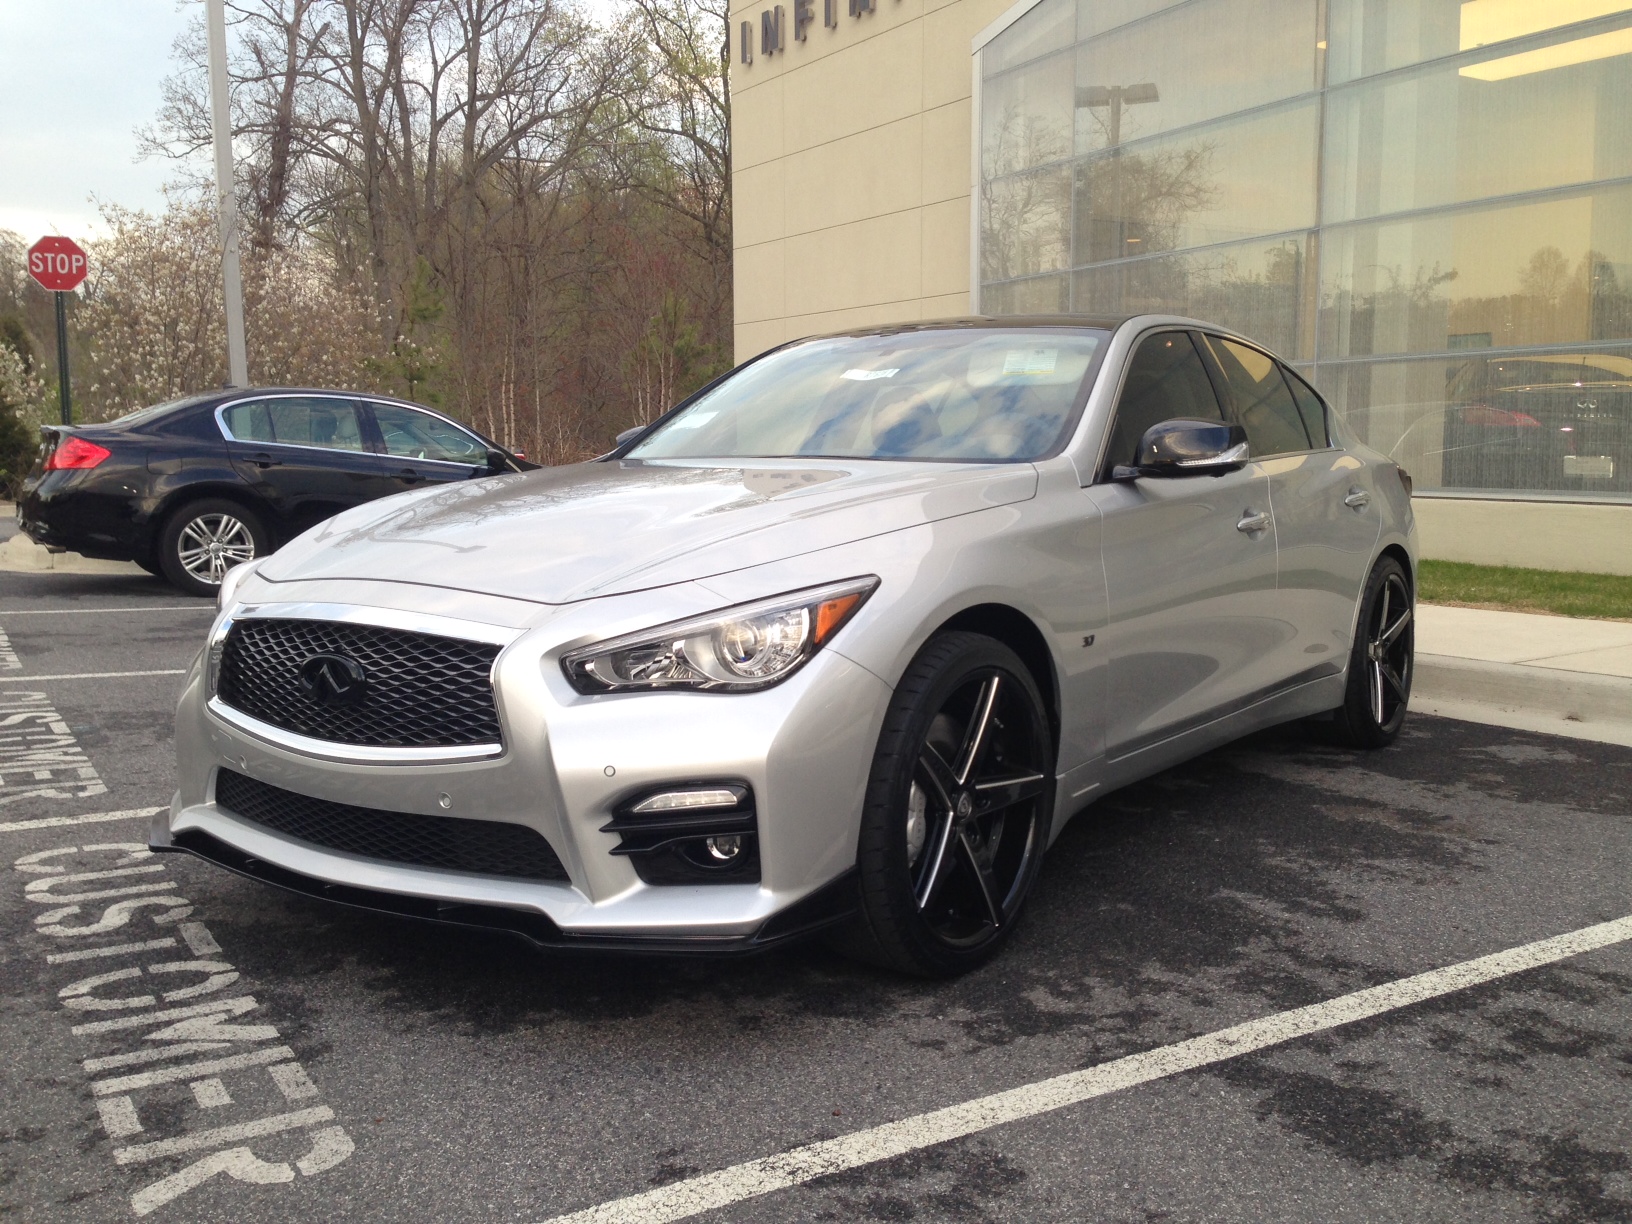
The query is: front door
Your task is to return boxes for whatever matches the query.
[221,396,392,535]
[1085,331,1282,761]
[366,403,490,491]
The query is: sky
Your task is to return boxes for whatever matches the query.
[0,1,198,241]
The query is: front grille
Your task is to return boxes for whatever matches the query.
[217,618,502,748]
[214,769,568,881]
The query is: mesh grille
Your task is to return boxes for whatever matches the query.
[214,769,568,881]
[217,618,501,748]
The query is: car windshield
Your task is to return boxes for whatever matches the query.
[627,328,1107,463]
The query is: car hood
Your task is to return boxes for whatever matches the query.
[258,458,1039,604]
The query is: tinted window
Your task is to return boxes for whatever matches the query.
[1199,336,1311,456]
[1104,332,1223,470]
[372,405,487,464]
[224,397,365,452]
[1283,367,1330,448]
[629,329,1107,463]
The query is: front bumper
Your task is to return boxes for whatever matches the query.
[159,582,891,948]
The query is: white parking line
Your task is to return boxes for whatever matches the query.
[0,606,209,615]
[0,670,187,682]
[0,807,165,833]
[539,913,1632,1224]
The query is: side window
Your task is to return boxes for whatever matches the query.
[1103,332,1224,471]
[372,404,487,465]
[1283,367,1330,448]
[227,397,366,452]
[1198,335,1311,457]
[222,400,274,443]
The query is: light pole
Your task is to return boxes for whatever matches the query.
[206,0,249,388]
[1076,83,1159,150]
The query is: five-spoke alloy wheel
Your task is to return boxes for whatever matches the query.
[845,631,1054,976]
[1328,555,1414,748]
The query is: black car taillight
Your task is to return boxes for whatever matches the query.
[43,436,112,471]
[1396,466,1413,497]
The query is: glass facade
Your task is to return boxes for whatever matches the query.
[978,0,1632,500]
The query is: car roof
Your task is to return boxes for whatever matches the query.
[803,315,1137,341]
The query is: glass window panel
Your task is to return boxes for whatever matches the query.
[1104,331,1225,468]
[982,165,1073,283]
[1073,0,1316,156]
[982,273,1071,315]
[1324,27,1632,223]
[1284,365,1332,446]
[1319,184,1632,359]
[984,0,1077,77]
[237,397,365,451]
[1318,345,1632,499]
[982,49,1074,179]
[1073,235,1307,357]
[1326,0,1631,86]
[372,405,487,464]
[1199,334,1314,453]
[1073,100,1317,262]
[1075,0,1187,43]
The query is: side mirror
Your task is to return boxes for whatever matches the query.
[486,448,512,472]
[1112,419,1249,480]
[614,426,645,447]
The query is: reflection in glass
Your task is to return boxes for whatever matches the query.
[1072,236,1307,357]
[1319,185,1632,359]
[978,0,1632,498]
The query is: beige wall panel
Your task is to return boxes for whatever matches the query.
[921,99,973,203]
[733,161,787,248]
[920,196,972,298]
[784,210,923,316]
[919,290,975,316]
[734,240,787,324]
[921,0,1006,108]
[783,23,925,153]
[734,317,795,362]
[783,116,923,235]
[1413,499,1632,576]
[731,75,785,171]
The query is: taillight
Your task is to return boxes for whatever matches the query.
[44,436,113,471]
[1460,404,1540,427]
[1396,466,1413,497]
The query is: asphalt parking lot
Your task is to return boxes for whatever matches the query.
[2,562,1631,1224]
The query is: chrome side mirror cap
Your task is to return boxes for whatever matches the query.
[1112,419,1250,480]
[614,426,645,447]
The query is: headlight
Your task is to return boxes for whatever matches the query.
[560,577,879,694]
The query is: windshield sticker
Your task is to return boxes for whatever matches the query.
[1002,349,1058,376]
[670,410,718,430]
[841,368,900,381]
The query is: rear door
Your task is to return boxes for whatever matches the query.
[1197,335,1379,684]
[220,395,392,533]
[1085,330,1281,762]
[365,402,492,491]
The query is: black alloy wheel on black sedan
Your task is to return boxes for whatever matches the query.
[845,631,1054,977]
[1326,555,1414,748]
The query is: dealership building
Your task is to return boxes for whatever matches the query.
[728,0,1632,571]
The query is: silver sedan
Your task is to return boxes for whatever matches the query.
[157,316,1417,976]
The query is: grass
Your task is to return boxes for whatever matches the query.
[1418,560,1632,621]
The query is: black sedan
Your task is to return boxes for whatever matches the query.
[18,388,530,596]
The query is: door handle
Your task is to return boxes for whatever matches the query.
[251,452,279,468]
[1237,510,1271,534]
[1344,487,1371,510]
[396,468,422,484]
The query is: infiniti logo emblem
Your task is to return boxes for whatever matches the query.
[297,653,368,706]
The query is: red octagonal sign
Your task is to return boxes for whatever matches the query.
[28,236,89,292]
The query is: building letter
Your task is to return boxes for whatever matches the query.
[760,5,784,54]
[739,20,753,63]
[824,0,838,26]
[794,0,814,41]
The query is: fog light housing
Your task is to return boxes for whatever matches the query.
[706,835,742,862]
[601,782,759,885]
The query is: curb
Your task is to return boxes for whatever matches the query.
[1413,653,1632,748]
[0,530,146,576]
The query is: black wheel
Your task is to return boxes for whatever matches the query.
[842,631,1054,977]
[157,499,268,598]
[1327,556,1414,748]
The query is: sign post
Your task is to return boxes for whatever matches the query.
[27,236,90,426]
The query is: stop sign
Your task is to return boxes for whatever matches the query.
[28,236,89,292]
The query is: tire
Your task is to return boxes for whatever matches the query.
[157,499,268,599]
[1326,556,1414,749]
[839,631,1055,977]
